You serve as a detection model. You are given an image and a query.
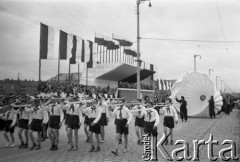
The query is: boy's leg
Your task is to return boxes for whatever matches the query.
[112,133,120,155]
[100,126,104,142]
[84,124,89,142]
[67,127,73,149]
[163,126,168,145]
[74,129,79,149]
[24,129,29,145]
[36,132,41,150]
[29,130,36,150]
[94,133,100,152]
[9,132,15,146]
[53,129,59,148]
[18,128,24,148]
[135,126,140,144]
[123,134,128,152]
[3,131,10,147]
[170,128,173,145]
[140,127,144,143]
[88,131,95,152]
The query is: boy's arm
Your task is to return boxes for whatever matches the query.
[10,113,17,127]
[154,109,160,127]
[126,108,133,125]
[93,108,102,124]
[172,106,178,122]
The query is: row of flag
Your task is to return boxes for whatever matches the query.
[39,23,94,68]
[155,79,174,91]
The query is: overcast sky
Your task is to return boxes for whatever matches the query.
[0,0,240,92]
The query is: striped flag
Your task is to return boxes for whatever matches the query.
[40,23,54,59]
[59,30,73,60]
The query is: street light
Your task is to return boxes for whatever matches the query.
[194,55,201,72]
[216,76,220,90]
[209,69,214,76]
[136,0,151,99]
[221,80,224,93]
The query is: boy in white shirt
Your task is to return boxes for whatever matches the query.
[162,98,178,145]
[81,99,102,152]
[0,107,17,148]
[99,98,109,143]
[110,101,132,155]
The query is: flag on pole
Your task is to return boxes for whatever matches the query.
[70,35,76,64]
[75,37,84,63]
[87,41,93,68]
[59,30,73,60]
[40,23,54,59]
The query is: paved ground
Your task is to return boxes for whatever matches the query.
[0,109,239,162]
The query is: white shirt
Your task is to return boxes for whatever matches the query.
[99,101,109,117]
[131,105,146,118]
[13,108,30,120]
[25,106,44,120]
[111,105,132,125]
[63,104,83,123]
[140,108,159,126]
[161,105,178,121]
[0,110,17,127]
[81,106,102,124]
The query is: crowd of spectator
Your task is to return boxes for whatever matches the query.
[37,81,116,99]
[118,81,154,90]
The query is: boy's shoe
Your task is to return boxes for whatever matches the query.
[9,143,15,148]
[89,146,95,152]
[5,143,10,148]
[111,149,118,156]
[51,145,58,151]
[75,145,78,150]
[30,143,37,150]
[170,140,174,145]
[19,142,24,149]
[100,139,104,143]
[137,139,141,145]
[94,146,100,152]
[50,143,54,150]
[22,143,28,149]
[35,144,41,150]
[68,146,74,151]
[119,139,122,144]
[165,139,169,145]
[86,138,90,143]
[123,147,128,153]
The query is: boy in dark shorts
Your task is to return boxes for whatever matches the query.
[139,102,159,149]
[162,98,178,145]
[62,100,82,151]
[81,99,102,152]
[99,98,109,143]
[26,100,44,150]
[43,99,64,151]
[110,101,132,155]
[0,107,17,148]
[132,102,145,145]
[12,104,30,149]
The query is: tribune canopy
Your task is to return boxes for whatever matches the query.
[96,63,155,82]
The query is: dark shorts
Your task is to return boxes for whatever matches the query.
[135,117,145,127]
[49,115,60,129]
[4,120,15,133]
[68,115,80,129]
[65,114,70,125]
[30,119,42,132]
[163,116,174,129]
[84,116,90,125]
[115,119,128,135]
[144,121,157,136]
[100,113,108,126]
[18,119,29,129]
[0,119,5,131]
[89,118,101,134]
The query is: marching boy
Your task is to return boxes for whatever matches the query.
[43,99,64,151]
[12,103,30,149]
[132,100,145,145]
[139,102,159,147]
[62,99,82,151]
[0,106,17,148]
[81,99,102,152]
[110,100,132,156]
[26,100,44,150]
[162,98,178,145]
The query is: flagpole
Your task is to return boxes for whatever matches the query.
[68,60,71,83]
[78,63,80,84]
[58,50,60,83]
[86,65,88,86]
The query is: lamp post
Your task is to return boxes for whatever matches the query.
[209,69,214,76]
[136,0,151,99]
[221,80,224,93]
[216,76,220,90]
[194,55,201,72]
